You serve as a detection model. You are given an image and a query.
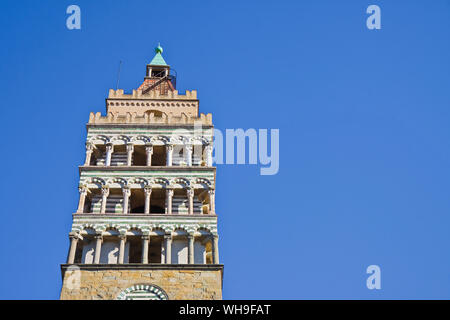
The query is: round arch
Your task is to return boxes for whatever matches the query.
[116,284,168,300]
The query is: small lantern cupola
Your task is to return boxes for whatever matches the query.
[139,43,176,94]
[146,43,170,78]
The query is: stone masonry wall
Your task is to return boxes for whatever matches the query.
[60,266,222,300]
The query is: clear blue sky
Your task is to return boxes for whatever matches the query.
[0,0,449,299]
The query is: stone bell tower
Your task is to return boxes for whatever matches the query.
[60,44,223,300]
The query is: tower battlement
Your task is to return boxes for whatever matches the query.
[108,89,197,100]
[88,111,212,125]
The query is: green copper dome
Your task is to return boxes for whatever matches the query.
[155,43,163,54]
[149,43,167,66]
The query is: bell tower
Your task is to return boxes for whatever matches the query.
[60,45,223,300]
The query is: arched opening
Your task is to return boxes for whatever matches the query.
[133,145,147,166]
[205,240,213,264]
[197,189,211,214]
[127,235,142,263]
[149,236,162,263]
[130,189,145,214]
[110,144,127,166]
[151,145,166,166]
[150,188,165,214]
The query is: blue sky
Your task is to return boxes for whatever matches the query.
[0,0,449,299]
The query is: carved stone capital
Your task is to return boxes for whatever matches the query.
[78,185,88,194]
[118,234,127,241]
[166,188,174,197]
[86,142,94,152]
[101,186,110,196]
[105,143,114,151]
[145,144,153,153]
[164,233,173,240]
[144,186,152,195]
[69,232,79,240]
[122,186,131,197]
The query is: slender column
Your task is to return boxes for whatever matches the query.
[141,235,150,264]
[77,185,88,213]
[126,143,134,166]
[205,144,213,166]
[94,233,103,264]
[185,145,193,166]
[188,234,195,264]
[166,144,173,166]
[144,186,152,214]
[84,143,94,166]
[67,232,79,264]
[145,144,153,166]
[100,186,109,214]
[166,188,174,215]
[105,143,114,166]
[164,234,172,264]
[212,234,219,264]
[208,189,215,214]
[118,234,126,264]
[122,186,131,214]
[187,188,194,215]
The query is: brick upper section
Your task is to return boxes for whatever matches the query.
[137,78,175,96]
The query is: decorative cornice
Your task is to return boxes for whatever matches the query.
[61,263,224,272]
[107,89,198,100]
[79,165,216,174]
[70,213,218,236]
[87,123,214,129]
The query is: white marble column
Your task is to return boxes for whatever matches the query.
[166,188,174,215]
[126,143,134,166]
[77,186,88,213]
[164,234,172,264]
[212,234,219,264]
[187,188,194,215]
[67,232,79,264]
[188,234,195,264]
[94,234,103,264]
[145,145,153,166]
[141,235,150,264]
[208,189,215,214]
[144,186,152,214]
[205,144,213,166]
[185,145,193,166]
[166,144,173,166]
[118,234,126,264]
[84,143,94,166]
[122,186,131,214]
[105,143,114,166]
[100,186,109,214]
